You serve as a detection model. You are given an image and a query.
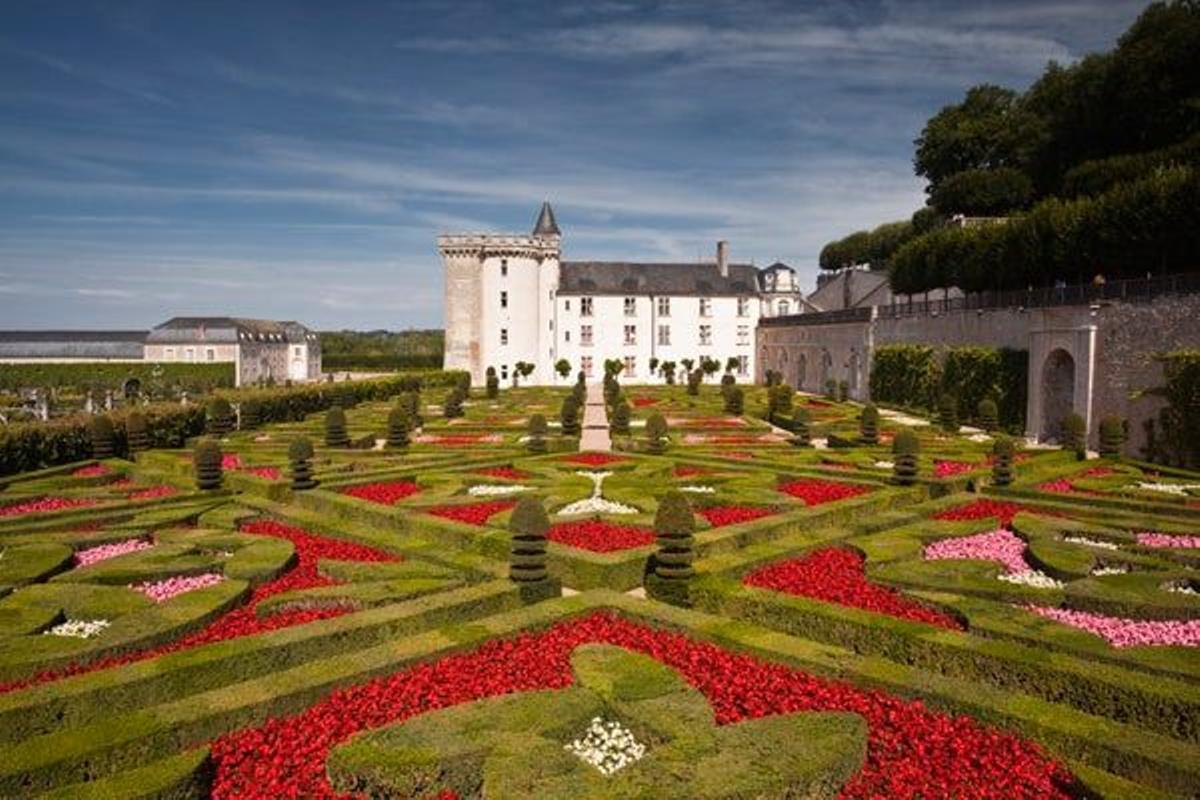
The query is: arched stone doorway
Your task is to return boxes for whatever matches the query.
[1041,348,1075,441]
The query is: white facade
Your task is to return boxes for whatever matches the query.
[439,204,804,386]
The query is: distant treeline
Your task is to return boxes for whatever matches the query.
[319,329,444,371]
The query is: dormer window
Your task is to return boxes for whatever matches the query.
[501,259,508,277]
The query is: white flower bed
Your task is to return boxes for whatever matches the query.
[679,485,715,494]
[1091,565,1129,576]
[966,433,993,443]
[873,460,894,469]
[1167,582,1199,596]
[811,437,829,450]
[564,717,647,776]
[44,619,110,639]
[557,471,638,516]
[468,484,530,497]
[1063,535,1120,551]
[998,570,1064,589]
[1134,481,1200,496]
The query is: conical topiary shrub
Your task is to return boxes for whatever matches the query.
[443,387,465,419]
[938,394,958,434]
[647,491,696,607]
[125,412,150,455]
[288,437,317,490]
[194,438,223,491]
[508,496,556,601]
[892,430,920,485]
[992,436,1015,487]
[527,414,548,454]
[860,404,879,445]
[645,412,668,454]
[485,366,499,399]
[239,399,262,430]
[610,400,631,436]
[791,408,810,447]
[768,384,794,425]
[560,395,581,437]
[89,414,116,459]
[1098,416,1124,460]
[824,379,837,400]
[1063,413,1087,460]
[325,406,350,448]
[686,369,702,396]
[724,386,744,415]
[207,397,234,437]
[976,398,999,432]
[401,391,423,429]
[387,406,411,449]
[838,380,849,402]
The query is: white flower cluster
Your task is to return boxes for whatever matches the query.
[873,460,895,470]
[564,717,647,776]
[1167,582,1199,596]
[468,484,529,496]
[998,570,1064,589]
[966,433,993,443]
[1135,481,1200,496]
[1091,565,1129,577]
[1063,535,1120,551]
[679,485,715,494]
[557,472,638,516]
[44,619,110,639]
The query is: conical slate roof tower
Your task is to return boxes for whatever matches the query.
[532,201,561,237]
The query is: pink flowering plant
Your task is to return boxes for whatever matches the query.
[133,573,224,603]
[1025,606,1200,648]
[73,537,154,567]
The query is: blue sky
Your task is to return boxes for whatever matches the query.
[0,0,1147,330]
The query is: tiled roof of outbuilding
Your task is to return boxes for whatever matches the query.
[558,262,761,296]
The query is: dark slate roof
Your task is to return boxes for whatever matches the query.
[558,262,761,296]
[0,330,146,342]
[0,330,147,359]
[532,201,561,237]
[147,317,312,344]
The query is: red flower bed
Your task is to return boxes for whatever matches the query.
[221,454,243,470]
[933,460,980,478]
[0,521,400,695]
[706,435,770,445]
[421,435,493,446]
[71,464,112,478]
[128,485,179,501]
[631,395,658,407]
[0,497,99,518]
[683,418,745,428]
[933,499,1032,527]
[476,466,531,481]
[547,520,656,552]
[560,452,628,467]
[673,465,709,478]
[242,466,282,481]
[723,450,755,460]
[779,479,870,506]
[745,548,964,631]
[699,505,775,527]
[426,501,516,526]
[208,612,1075,799]
[341,481,421,505]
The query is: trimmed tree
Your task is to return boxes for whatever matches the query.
[892,429,920,485]
[824,378,837,400]
[239,399,262,430]
[443,387,465,419]
[938,393,959,433]
[194,438,223,491]
[508,496,556,601]
[560,395,581,437]
[387,406,411,449]
[125,412,150,455]
[724,386,744,415]
[860,404,880,445]
[992,436,1015,487]
[1063,412,1087,460]
[325,406,350,448]
[838,380,849,402]
[791,408,811,447]
[555,359,571,380]
[89,414,116,460]
[207,397,234,436]
[646,412,669,454]
[485,367,499,399]
[610,400,631,436]
[976,398,999,432]
[526,414,548,453]
[646,491,696,607]
[288,437,318,490]
[686,369,702,396]
[1099,416,1125,459]
[768,383,794,424]
[400,391,423,429]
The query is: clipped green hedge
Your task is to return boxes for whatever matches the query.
[322,354,442,371]
[870,344,1026,427]
[0,363,233,395]
[869,345,939,409]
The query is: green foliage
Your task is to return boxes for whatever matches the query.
[860,405,879,445]
[1098,416,1125,459]
[892,430,920,485]
[193,438,223,491]
[0,363,233,397]
[206,397,234,437]
[1147,350,1200,468]
[837,380,849,402]
[819,219,918,271]
[824,379,837,400]
[399,390,423,429]
[1063,412,1087,459]
[938,393,959,433]
[325,406,350,448]
[238,399,262,430]
[443,387,465,419]
[928,167,1034,216]
[526,414,547,453]
[88,415,116,460]
[554,359,571,379]
[1062,133,1200,198]
[914,84,1037,189]
[992,436,1015,486]
[485,367,499,399]
[508,496,549,585]
[319,329,443,371]
[869,345,940,410]
[288,437,317,490]
[648,491,696,606]
[791,408,810,447]
[512,361,535,386]
[977,398,999,432]
[660,360,677,384]
[686,368,702,396]
[723,386,744,415]
[559,396,580,437]
[386,407,410,449]
[767,383,794,423]
[124,412,149,454]
[610,400,631,436]
[645,412,668,454]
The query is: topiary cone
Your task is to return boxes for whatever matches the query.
[892,429,920,486]
[508,496,550,585]
[610,401,631,436]
[938,394,958,434]
[560,396,581,437]
[207,397,234,436]
[1063,412,1087,460]
[125,412,150,455]
[325,406,350,448]
[646,491,696,607]
[860,404,879,445]
[1098,416,1124,459]
[288,437,318,490]
[387,406,411,449]
[194,438,223,491]
[239,399,261,430]
[992,436,1015,487]
[89,414,116,459]
[791,408,810,447]
[976,398,999,432]
[645,412,668,454]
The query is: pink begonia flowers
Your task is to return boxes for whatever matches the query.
[133,573,224,603]
[1025,606,1200,648]
[923,528,1030,574]
[1136,532,1200,549]
[74,537,154,567]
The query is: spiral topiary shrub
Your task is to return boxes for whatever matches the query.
[892,429,920,485]
[508,496,556,601]
[938,394,959,433]
[860,404,879,445]
[387,407,411,449]
[400,391,422,429]
[610,401,631,436]
[767,383,794,424]
[976,398,999,432]
[646,490,696,607]
[992,436,1015,487]
[443,388,465,419]
[560,396,581,437]
[325,406,350,448]
[124,412,150,455]
[239,399,262,430]
[1063,412,1087,460]
[206,397,234,436]
[288,437,317,490]
[88,414,116,460]
[791,408,811,447]
[1099,416,1125,459]
[526,414,548,454]
[645,412,668,454]
[838,380,849,402]
[485,367,499,399]
[194,438,223,491]
[686,369,702,396]
[724,386,744,415]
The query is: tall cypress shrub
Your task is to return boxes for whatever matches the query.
[647,490,696,606]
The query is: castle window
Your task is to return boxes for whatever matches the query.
[777,300,790,316]
[737,297,750,317]
[580,325,593,347]
[500,260,508,277]
[500,328,508,346]
[165,347,175,360]
[737,355,749,376]
[737,325,749,346]
[564,299,570,311]
[624,325,637,346]
[501,364,509,381]
[185,347,195,361]
[623,356,636,378]
[500,291,508,308]
[657,297,670,316]
[699,298,712,317]
[623,297,636,316]
[206,348,215,362]
[580,297,594,317]
[581,356,593,377]
[699,325,712,346]
[657,324,671,346]
[565,330,571,342]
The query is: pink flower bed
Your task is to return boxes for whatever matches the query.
[74,537,154,567]
[71,464,112,478]
[134,573,224,603]
[924,528,1030,574]
[1136,532,1200,549]
[242,466,282,480]
[0,497,99,518]
[1025,606,1200,648]
[128,485,179,501]
[221,454,243,470]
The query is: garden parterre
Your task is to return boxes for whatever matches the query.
[0,381,1197,798]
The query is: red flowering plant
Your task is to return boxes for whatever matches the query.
[698,505,775,527]
[631,395,658,407]
[547,519,656,552]
[933,459,982,479]
[0,497,100,518]
[207,612,1076,799]
[476,466,532,481]
[778,478,870,506]
[127,485,179,501]
[341,481,421,506]
[745,548,964,631]
[426,501,516,527]
[932,499,1033,528]
[673,465,710,478]
[560,452,629,467]
[71,464,112,478]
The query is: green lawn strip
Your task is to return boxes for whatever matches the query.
[36,747,211,800]
[1066,760,1178,800]
[0,580,524,748]
[0,541,74,590]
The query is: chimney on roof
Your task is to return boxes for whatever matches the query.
[717,240,729,278]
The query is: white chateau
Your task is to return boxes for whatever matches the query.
[439,203,805,386]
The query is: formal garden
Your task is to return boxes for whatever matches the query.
[0,370,1197,799]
